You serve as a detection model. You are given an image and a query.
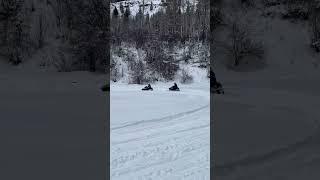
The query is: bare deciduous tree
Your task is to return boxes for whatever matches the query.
[224,15,264,66]
[0,0,24,46]
[70,0,109,72]
[0,0,31,65]
[308,0,320,52]
[129,59,145,84]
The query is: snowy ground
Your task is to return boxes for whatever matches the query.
[0,65,107,180]
[213,68,320,179]
[110,81,210,180]
[213,5,320,179]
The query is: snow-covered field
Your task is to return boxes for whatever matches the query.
[212,3,320,178]
[0,65,107,179]
[213,68,320,179]
[110,81,210,179]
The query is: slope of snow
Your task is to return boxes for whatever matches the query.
[213,69,320,179]
[213,3,320,179]
[110,82,210,180]
[0,69,107,180]
[111,43,209,84]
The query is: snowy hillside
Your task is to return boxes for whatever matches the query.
[0,0,109,73]
[212,0,320,179]
[0,66,107,179]
[110,0,199,17]
[110,0,164,16]
[111,43,209,84]
[110,0,210,178]
[110,35,210,180]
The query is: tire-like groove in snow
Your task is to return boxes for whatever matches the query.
[111,87,210,179]
[111,104,209,131]
[214,85,320,176]
[113,123,210,145]
[215,119,320,176]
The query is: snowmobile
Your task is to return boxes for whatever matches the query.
[211,81,224,94]
[101,84,109,92]
[169,83,180,91]
[210,71,224,94]
[142,84,153,91]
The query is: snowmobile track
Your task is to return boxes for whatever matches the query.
[214,86,320,177]
[215,131,319,176]
[111,104,209,131]
[111,85,210,179]
[113,123,210,145]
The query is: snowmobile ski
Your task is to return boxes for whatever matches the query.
[169,88,180,91]
[169,87,180,91]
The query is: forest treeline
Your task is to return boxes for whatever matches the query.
[110,0,210,46]
[0,0,109,72]
[110,0,210,83]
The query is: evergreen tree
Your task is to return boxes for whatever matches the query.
[119,3,124,14]
[124,6,131,18]
[150,2,154,11]
[0,0,30,65]
[70,0,109,72]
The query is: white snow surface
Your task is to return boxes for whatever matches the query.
[214,67,320,179]
[110,81,210,180]
[213,3,320,179]
[0,66,107,180]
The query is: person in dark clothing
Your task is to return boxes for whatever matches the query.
[211,71,224,94]
[142,84,153,90]
[169,83,180,91]
[211,71,217,84]
[101,84,109,92]
[173,83,178,88]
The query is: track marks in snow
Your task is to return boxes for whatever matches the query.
[214,84,320,178]
[111,104,208,131]
[111,132,209,180]
[215,129,320,176]
[111,87,210,180]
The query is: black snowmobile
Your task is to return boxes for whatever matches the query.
[212,81,224,94]
[211,71,224,94]
[169,83,180,91]
[142,84,153,91]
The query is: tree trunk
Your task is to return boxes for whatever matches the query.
[3,19,9,46]
[89,50,96,72]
